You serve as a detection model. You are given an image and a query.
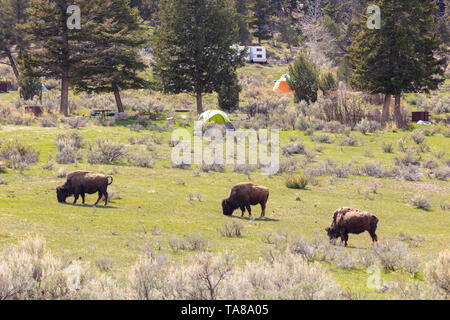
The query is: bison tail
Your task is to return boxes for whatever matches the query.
[372,215,379,227]
[107,176,114,185]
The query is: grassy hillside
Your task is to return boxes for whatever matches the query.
[0,120,448,298]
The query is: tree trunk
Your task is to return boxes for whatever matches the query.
[113,84,124,113]
[60,77,69,116]
[196,91,203,114]
[382,94,391,123]
[394,94,403,127]
[7,51,19,79]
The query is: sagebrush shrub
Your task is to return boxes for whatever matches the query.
[64,116,88,129]
[0,236,76,300]
[382,141,394,153]
[339,136,357,146]
[424,250,450,296]
[218,221,244,237]
[54,132,84,164]
[374,242,408,271]
[127,152,154,168]
[410,194,431,210]
[282,142,306,155]
[355,118,381,134]
[311,133,334,144]
[88,139,127,164]
[40,116,58,127]
[411,130,425,144]
[0,139,39,170]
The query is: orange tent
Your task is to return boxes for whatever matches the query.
[273,74,294,94]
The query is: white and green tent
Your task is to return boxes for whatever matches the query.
[198,109,235,130]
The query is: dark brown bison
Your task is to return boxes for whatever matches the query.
[222,183,269,218]
[56,171,113,206]
[325,207,378,247]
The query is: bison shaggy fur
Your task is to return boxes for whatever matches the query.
[325,207,378,246]
[56,171,113,206]
[222,183,269,218]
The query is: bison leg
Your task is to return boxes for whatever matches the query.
[103,190,108,206]
[73,193,79,205]
[343,234,349,247]
[240,206,245,217]
[339,230,348,247]
[246,205,252,217]
[94,191,102,206]
[81,193,85,204]
[369,231,378,245]
[260,202,266,218]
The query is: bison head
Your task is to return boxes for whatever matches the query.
[325,226,339,243]
[221,199,234,216]
[56,186,70,203]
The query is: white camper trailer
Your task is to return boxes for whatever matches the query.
[238,46,267,64]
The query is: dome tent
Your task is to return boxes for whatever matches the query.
[273,74,294,93]
[198,109,235,130]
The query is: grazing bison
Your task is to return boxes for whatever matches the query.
[325,207,378,247]
[56,171,113,206]
[222,183,269,218]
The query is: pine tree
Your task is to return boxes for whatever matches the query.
[130,0,159,23]
[246,0,274,44]
[235,0,252,45]
[0,0,29,79]
[288,52,320,103]
[152,0,242,114]
[71,0,151,113]
[319,71,337,95]
[347,0,446,125]
[20,0,86,115]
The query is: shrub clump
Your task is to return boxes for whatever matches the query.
[410,194,431,210]
[424,250,449,296]
[311,133,335,144]
[285,174,308,189]
[54,132,84,164]
[355,118,381,134]
[0,236,78,300]
[411,130,425,144]
[87,139,127,164]
[0,139,39,170]
[282,142,306,155]
[218,221,244,237]
[64,116,88,129]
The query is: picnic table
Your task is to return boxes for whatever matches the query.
[91,109,115,118]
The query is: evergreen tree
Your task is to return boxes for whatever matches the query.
[18,74,41,101]
[246,0,274,44]
[72,0,151,113]
[279,16,298,48]
[288,52,320,103]
[152,0,242,114]
[235,0,252,45]
[348,0,446,125]
[129,0,159,23]
[218,71,241,112]
[319,71,337,95]
[0,0,29,79]
[337,56,351,83]
[20,0,87,115]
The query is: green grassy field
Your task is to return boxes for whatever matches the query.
[0,120,448,298]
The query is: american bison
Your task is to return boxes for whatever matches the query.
[222,183,269,218]
[56,171,113,206]
[325,207,378,247]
